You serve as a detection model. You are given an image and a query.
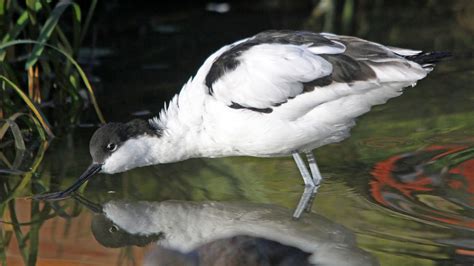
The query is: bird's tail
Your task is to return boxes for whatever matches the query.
[404,51,452,70]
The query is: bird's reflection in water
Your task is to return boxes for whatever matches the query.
[91,215,164,248]
[145,235,313,266]
[76,196,378,266]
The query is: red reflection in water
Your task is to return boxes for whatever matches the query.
[370,145,474,229]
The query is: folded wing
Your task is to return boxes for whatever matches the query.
[204,30,430,114]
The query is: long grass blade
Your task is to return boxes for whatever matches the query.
[0,113,46,142]
[0,121,11,140]
[27,113,47,141]
[0,0,5,16]
[0,2,43,60]
[7,200,28,263]
[0,230,12,265]
[0,76,55,137]
[2,140,48,202]
[26,0,38,25]
[1,11,29,43]
[1,40,106,123]
[33,66,41,103]
[0,119,26,150]
[71,2,82,54]
[0,151,14,169]
[79,0,97,44]
[0,168,25,175]
[0,113,29,139]
[28,201,41,266]
[0,11,28,60]
[28,67,34,98]
[25,0,80,69]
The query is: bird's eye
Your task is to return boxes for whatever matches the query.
[106,143,117,152]
[109,225,119,233]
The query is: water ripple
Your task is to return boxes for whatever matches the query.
[370,145,474,230]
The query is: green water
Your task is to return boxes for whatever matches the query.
[1,1,474,265]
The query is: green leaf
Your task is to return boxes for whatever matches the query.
[0,112,25,140]
[0,2,43,60]
[6,119,26,150]
[25,0,76,69]
[0,11,29,60]
[0,113,46,142]
[26,0,38,25]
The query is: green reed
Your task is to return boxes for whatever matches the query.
[0,0,104,145]
[0,1,104,264]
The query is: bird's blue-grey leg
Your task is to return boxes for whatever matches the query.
[293,185,318,219]
[305,151,322,185]
[303,151,322,213]
[292,152,314,186]
[292,152,318,219]
[303,186,319,213]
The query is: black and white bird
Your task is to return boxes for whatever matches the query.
[86,199,376,265]
[35,30,449,217]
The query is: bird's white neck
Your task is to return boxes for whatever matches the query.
[146,84,208,164]
[105,42,243,173]
[101,80,210,174]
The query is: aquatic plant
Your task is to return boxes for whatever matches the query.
[0,0,104,146]
[0,1,105,264]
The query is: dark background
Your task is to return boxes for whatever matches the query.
[77,0,473,123]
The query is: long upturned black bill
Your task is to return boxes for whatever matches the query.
[33,163,102,201]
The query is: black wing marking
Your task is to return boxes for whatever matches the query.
[205,30,345,93]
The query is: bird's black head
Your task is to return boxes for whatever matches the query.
[89,123,126,164]
[91,215,164,248]
[89,119,158,165]
[32,119,159,201]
